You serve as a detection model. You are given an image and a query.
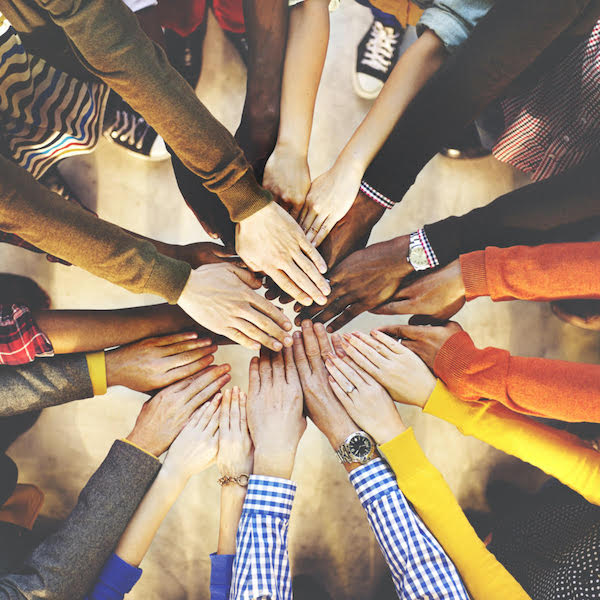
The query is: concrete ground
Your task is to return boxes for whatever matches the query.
[3,1,599,598]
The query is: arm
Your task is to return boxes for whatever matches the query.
[262,0,330,217]
[379,429,530,600]
[235,0,288,174]
[424,380,600,505]
[434,329,600,423]
[0,441,161,600]
[350,459,470,599]
[459,242,600,302]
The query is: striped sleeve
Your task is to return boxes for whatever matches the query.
[350,459,469,600]
[229,476,296,600]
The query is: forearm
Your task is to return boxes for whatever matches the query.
[217,485,247,555]
[275,0,330,159]
[434,331,600,423]
[424,380,600,506]
[424,151,600,266]
[337,29,447,175]
[114,468,185,568]
[33,305,195,354]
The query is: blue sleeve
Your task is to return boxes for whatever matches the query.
[210,553,234,600]
[85,554,142,600]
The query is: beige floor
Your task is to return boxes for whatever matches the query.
[3,1,600,598]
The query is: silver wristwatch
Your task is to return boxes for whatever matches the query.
[336,431,376,465]
[407,231,431,271]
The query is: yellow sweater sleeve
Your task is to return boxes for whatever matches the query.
[379,428,530,600]
[424,380,600,506]
[85,351,107,396]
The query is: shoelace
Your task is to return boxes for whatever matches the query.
[107,110,151,150]
[361,21,399,73]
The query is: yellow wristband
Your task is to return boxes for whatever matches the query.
[86,351,107,396]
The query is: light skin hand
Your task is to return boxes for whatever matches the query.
[295,234,413,330]
[325,349,407,446]
[177,263,292,351]
[235,202,330,307]
[263,145,311,220]
[292,321,358,453]
[105,332,217,392]
[332,331,435,409]
[161,397,222,483]
[372,259,466,319]
[376,321,464,370]
[247,347,306,480]
[125,364,231,457]
[217,387,254,478]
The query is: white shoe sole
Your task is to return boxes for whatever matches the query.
[352,69,384,100]
[103,131,170,162]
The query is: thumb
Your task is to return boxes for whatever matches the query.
[232,265,263,290]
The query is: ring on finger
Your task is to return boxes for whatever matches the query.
[346,384,356,394]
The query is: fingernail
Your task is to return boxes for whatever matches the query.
[293,331,302,339]
[284,336,293,347]
[342,333,351,340]
[316,296,327,306]
[273,342,283,351]
[284,321,292,331]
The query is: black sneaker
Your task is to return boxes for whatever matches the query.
[224,30,248,66]
[354,18,403,99]
[103,99,169,161]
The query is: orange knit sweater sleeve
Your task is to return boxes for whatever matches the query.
[459,242,600,302]
[434,330,600,423]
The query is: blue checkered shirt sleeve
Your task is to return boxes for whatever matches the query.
[350,459,470,599]
[229,475,296,600]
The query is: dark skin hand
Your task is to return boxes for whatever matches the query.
[295,234,413,330]
[376,320,463,370]
[372,259,466,320]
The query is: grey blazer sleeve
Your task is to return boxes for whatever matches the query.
[0,440,161,600]
[0,354,94,417]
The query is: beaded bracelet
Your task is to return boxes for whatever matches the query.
[218,474,250,487]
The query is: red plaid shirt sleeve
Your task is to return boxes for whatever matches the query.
[0,304,54,365]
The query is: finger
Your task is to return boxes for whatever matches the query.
[324,356,354,393]
[163,339,217,358]
[306,215,326,245]
[220,389,232,432]
[271,348,285,382]
[165,346,217,370]
[151,331,200,346]
[206,401,222,436]
[223,327,261,350]
[293,252,331,298]
[184,364,231,401]
[328,376,352,409]
[230,386,241,430]
[300,207,318,236]
[282,345,300,386]
[300,320,325,372]
[269,270,313,307]
[338,338,382,377]
[299,235,328,275]
[314,322,334,356]
[376,323,426,342]
[258,347,273,385]
[281,262,328,307]
[331,333,346,358]
[326,303,367,333]
[232,266,263,290]
[235,318,284,352]
[292,330,311,377]
[188,374,231,411]
[250,294,293,336]
[248,356,260,396]
[328,354,365,388]
[163,354,215,383]
[348,332,394,361]
[198,393,221,428]
[370,330,408,355]
[239,391,248,432]
[295,294,350,327]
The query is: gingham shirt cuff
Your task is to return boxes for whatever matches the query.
[242,476,297,519]
[349,459,399,508]
[360,181,395,209]
[415,228,440,268]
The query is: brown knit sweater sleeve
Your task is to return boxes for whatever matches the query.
[23,0,271,221]
[434,330,600,423]
[0,155,191,303]
[460,242,600,302]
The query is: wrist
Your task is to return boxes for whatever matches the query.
[253,450,295,480]
[272,138,308,162]
[104,348,123,388]
[154,464,189,497]
[372,420,408,446]
[336,150,368,179]
[125,430,162,458]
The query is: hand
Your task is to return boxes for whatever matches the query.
[324,344,407,446]
[317,190,385,269]
[217,387,254,478]
[175,242,243,270]
[236,202,330,307]
[292,320,358,449]
[372,260,466,320]
[377,321,464,370]
[177,263,292,351]
[263,145,311,219]
[300,161,362,247]
[331,331,435,408]
[126,364,231,456]
[246,347,306,479]
[296,235,413,330]
[105,332,218,392]
[162,396,221,482]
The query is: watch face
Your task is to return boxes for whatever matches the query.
[409,245,429,270]
[348,433,373,460]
